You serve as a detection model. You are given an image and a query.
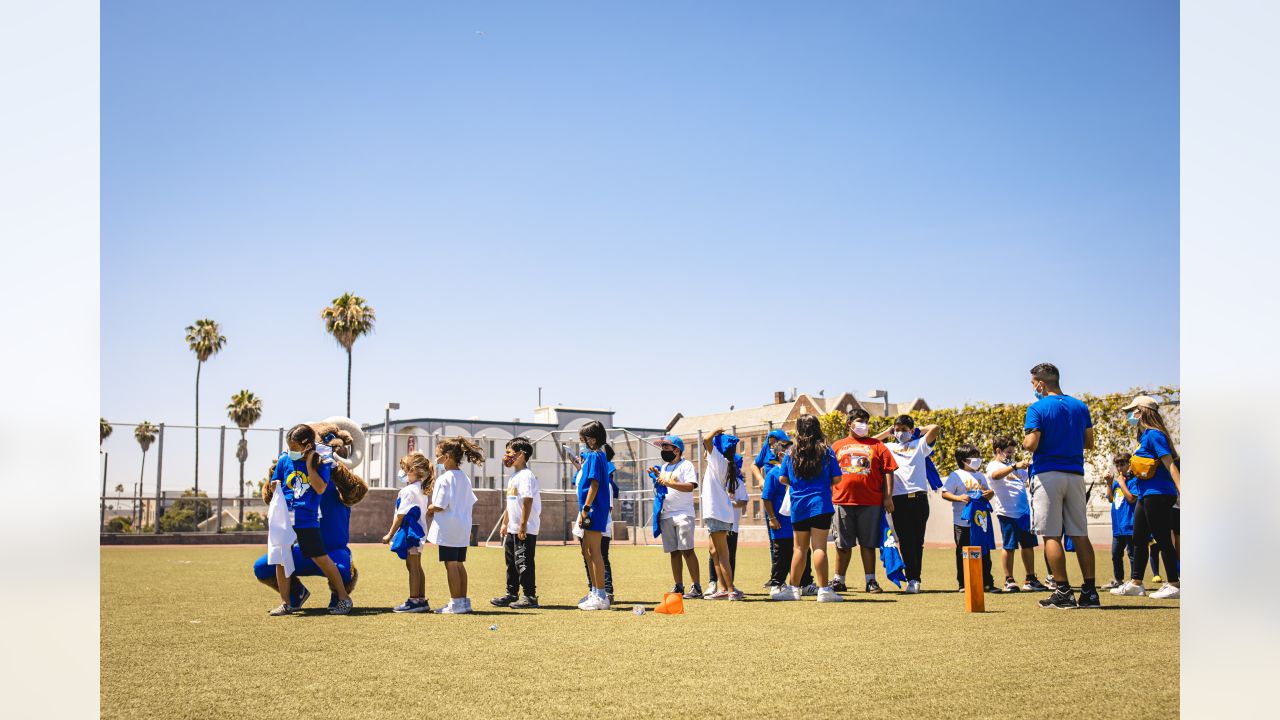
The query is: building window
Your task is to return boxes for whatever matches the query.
[489,440,496,459]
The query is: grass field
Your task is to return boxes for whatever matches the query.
[102,543,1178,719]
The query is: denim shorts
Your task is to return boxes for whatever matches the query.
[705,517,734,533]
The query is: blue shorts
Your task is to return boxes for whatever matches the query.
[998,515,1039,550]
[252,545,353,584]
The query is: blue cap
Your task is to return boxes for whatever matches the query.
[712,433,740,456]
[656,435,685,453]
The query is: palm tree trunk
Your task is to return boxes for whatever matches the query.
[346,347,353,417]
[194,360,201,493]
[138,450,147,530]
[237,430,246,528]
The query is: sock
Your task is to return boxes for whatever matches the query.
[1057,582,1073,592]
[1082,579,1096,592]
[1006,576,1016,584]
[864,574,874,582]
[832,574,844,583]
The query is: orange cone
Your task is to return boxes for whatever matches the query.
[654,592,685,615]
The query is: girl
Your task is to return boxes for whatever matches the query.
[569,443,618,605]
[270,424,353,615]
[772,414,843,602]
[700,428,742,600]
[1102,454,1138,590]
[575,420,612,611]
[427,436,482,614]
[1112,396,1181,600]
[381,452,434,613]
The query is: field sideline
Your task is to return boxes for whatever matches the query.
[102,544,1178,719]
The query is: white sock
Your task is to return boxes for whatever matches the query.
[832,574,844,583]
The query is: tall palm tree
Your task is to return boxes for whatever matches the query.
[320,293,376,416]
[185,318,227,493]
[100,417,113,444]
[135,421,158,528]
[226,389,263,528]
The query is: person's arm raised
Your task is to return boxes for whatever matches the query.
[921,424,942,445]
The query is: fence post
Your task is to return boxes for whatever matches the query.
[216,425,226,533]
[153,423,165,533]
[277,427,284,455]
[100,451,108,531]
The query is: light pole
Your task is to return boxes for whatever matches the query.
[869,389,890,418]
[384,402,400,488]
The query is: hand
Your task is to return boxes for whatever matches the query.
[1103,470,1114,481]
[711,427,724,437]
[884,496,895,514]
[518,528,527,541]
[380,534,391,544]
[1015,459,1030,470]
[982,489,995,500]
[768,516,781,530]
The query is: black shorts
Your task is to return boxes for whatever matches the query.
[792,512,834,532]
[295,527,327,558]
[439,545,468,563]
[833,505,880,549]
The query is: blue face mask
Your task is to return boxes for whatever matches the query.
[1034,389,1046,400]
[1126,412,1139,426]
[286,449,303,461]
[436,463,447,475]
[397,471,407,484]
[579,443,589,455]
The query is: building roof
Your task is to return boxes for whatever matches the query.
[666,391,930,436]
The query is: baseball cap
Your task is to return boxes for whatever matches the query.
[654,435,685,453]
[1121,395,1159,412]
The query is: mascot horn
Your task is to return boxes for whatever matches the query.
[262,416,368,507]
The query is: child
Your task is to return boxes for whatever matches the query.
[1102,454,1138,590]
[831,409,899,594]
[382,452,434,613]
[491,437,543,609]
[760,433,815,591]
[269,424,353,615]
[772,414,843,602]
[941,443,997,592]
[986,436,1048,592]
[427,436,482,614]
[574,421,612,611]
[568,444,617,604]
[652,434,702,599]
[700,429,742,600]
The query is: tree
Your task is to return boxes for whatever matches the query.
[238,512,267,532]
[114,484,124,510]
[106,516,133,533]
[100,418,113,444]
[134,421,158,524]
[227,389,263,529]
[160,489,212,532]
[185,318,227,493]
[320,293,376,417]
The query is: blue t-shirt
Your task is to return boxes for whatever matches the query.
[1133,429,1178,496]
[761,464,793,539]
[780,449,841,523]
[273,453,332,530]
[1110,478,1138,536]
[576,450,612,531]
[1024,394,1093,475]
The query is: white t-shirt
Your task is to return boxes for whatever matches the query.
[943,469,990,527]
[504,468,542,535]
[731,477,749,532]
[701,448,737,524]
[886,436,935,495]
[658,459,698,519]
[572,466,612,539]
[395,481,430,533]
[984,460,1030,519]
[426,469,477,548]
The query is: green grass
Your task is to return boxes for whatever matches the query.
[102,544,1178,719]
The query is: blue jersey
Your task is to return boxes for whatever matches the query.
[1110,478,1138,536]
[576,449,612,531]
[1024,394,1093,475]
[1133,429,1178,496]
[761,464,793,539]
[780,449,841,522]
[273,453,331,530]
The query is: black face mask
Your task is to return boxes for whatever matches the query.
[660,450,677,463]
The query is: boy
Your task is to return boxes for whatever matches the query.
[986,435,1049,592]
[941,443,997,592]
[652,434,702,599]
[877,415,943,594]
[1102,454,1138,590]
[491,437,542,609]
[831,409,898,594]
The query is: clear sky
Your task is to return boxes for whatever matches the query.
[101,1,1178,491]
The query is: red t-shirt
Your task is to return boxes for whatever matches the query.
[831,436,898,506]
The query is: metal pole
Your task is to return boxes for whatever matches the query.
[100,451,108,531]
[277,427,283,455]
[216,425,226,533]
[384,407,391,490]
[153,423,165,533]
[884,392,890,418]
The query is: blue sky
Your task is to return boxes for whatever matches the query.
[101,1,1178,490]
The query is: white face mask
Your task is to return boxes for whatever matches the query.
[965,457,982,471]
[895,430,912,444]
[397,471,407,484]
[852,422,869,438]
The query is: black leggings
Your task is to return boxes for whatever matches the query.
[891,493,931,582]
[769,536,813,587]
[1111,535,1135,582]
[1131,495,1179,583]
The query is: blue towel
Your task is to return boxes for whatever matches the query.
[754,429,791,468]
[960,490,996,551]
[389,505,426,560]
[879,510,907,587]
[651,467,666,538]
[913,428,944,491]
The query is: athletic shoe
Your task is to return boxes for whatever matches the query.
[770,585,799,601]
[1003,580,1022,593]
[269,602,294,616]
[801,583,819,597]
[489,594,517,608]
[1150,583,1181,600]
[1045,576,1057,591]
[816,586,844,603]
[704,581,718,597]
[435,599,462,614]
[830,578,848,593]
[394,598,430,613]
[671,583,685,597]
[984,585,1002,594]
[1038,589,1078,610]
[461,598,473,613]
[905,580,921,594]
[1077,587,1101,608]
[706,590,732,600]
[329,598,353,615]
[957,586,967,593]
[328,593,340,610]
[1110,580,1146,596]
[1152,574,1163,584]
[865,579,883,594]
[683,583,703,599]
[578,594,606,611]
[1023,577,1049,592]
[729,589,745,601]
[607,593,614,605]
[510,595,539,609]
[763,580,780,589]
[291,585,311,609]
[1101,579,1123,591]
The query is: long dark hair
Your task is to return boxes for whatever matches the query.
[1134,406,1180,464]
[791,414,828,478]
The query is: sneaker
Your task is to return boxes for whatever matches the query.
[394,598,430,613]
[905,580,921,594]
[1045,576,1057,591]
[800,583,819,597]
[269,602,294,616]
[1152,574,1163,584]
[865,579,883,594]
[830,578,848,593]
[329,598,353,615]
[1038,589,1078,610]
[671,583,685,597]
[704,581,718,597]
[1110,580,1146,596]
[957,586,967,593]
[1077,587,1101,608]
[607,593,614,604]
[577,594,606,611]
[490,594,517,607]
[1003,580,1021,593]
[291,585,311,609]
[435,599,462,614]
[510,595,539,609]
[763,580,780,589]
[706,590,732,600]
[1150,583,1181,600]
[984,585,1002,594]
[1101,579,1123,591]
[459,598,473,614]
[683,583,703,599]
[1023,577,1049,592]
[729,589,745,601]
[770,585,799,601]
[816,586,844,603]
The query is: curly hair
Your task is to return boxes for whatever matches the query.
[437,435,485,465]
[399,451,436,492]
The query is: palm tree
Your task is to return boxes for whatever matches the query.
[226,389,263,528]
[100,418,113,444]
[135,421,158,528]
[185,318,227,493]
[114,484,124,511]
[321,293,376,417]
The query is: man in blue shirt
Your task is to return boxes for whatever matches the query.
[1023,362,1100,610]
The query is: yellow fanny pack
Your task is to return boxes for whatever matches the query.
[1129,455,1159,480]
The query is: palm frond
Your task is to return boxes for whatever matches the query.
[226,389,263,429]
[320,293,376,349]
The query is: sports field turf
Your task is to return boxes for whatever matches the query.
[101,543,1178,719]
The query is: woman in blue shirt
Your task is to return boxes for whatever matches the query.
[773,414,843,602]
[1111,396,1181,600]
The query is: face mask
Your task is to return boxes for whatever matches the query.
[502,455,514,468]
[660,450,677,463]
[895,430,912,444]
[851,422,869,438]
[1126,412,1139,426]
[1034,385,1046,400]
[286,449,303,461]
[436,463,447,475]
[579,443,589,455]
[397,471,407,484]
[965,457,982,471]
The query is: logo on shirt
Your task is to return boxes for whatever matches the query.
[973,509,989,533]
[284,470,310,499]
[837,445,872,475]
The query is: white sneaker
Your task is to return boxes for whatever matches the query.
[906,580,920,594]
[816,586,844,603]
[578,594,607,611]
[1110,580,1146,596]
[457,598,473,614]
[434,599,461,614]
[577,593,591,606]
[770,585,799,601]
[800,583,819,597]
[704,581,718,597]
[597,593,611,610]
[1150,583,1180,600]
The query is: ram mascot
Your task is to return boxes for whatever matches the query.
[251,417,368,608]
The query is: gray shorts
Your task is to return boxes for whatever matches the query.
[660,515,695,553]
[833,505,880,550]
[1029,471,1089,538]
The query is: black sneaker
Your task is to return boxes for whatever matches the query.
[1023,576,1049,592]
[1003,580,1021,593]
[984,585,1002,594]
[763,580,780,589]
[865,579,883,594]
[1076,587,1101,609]
[830,578,848,593]
[509,595,539,609]
[489,594,517,608]
[1038,589,1078,610]
[683,583,703,599]
[672,583,685,596]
